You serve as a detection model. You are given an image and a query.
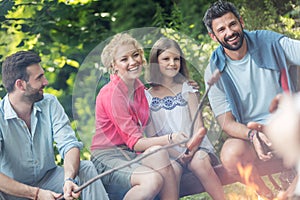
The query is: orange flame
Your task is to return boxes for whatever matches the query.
[238,162,260,199]
[226,162,279,200]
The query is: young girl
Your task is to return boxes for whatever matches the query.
[91,33,187,200]
[145,37,226,200]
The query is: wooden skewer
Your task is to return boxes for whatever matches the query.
[57,139,189,200]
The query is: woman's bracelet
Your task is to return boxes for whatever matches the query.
[168,133,173,143]
[248,129,258,143]
[34,187,40,200]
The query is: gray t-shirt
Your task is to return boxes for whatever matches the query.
[205,37,300,124]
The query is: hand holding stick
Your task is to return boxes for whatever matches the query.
[56,139,189,200]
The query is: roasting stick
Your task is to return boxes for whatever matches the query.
[56,139,189,200]
[57,69,221,200]
[185,69,221,154]
[57,141,188,199]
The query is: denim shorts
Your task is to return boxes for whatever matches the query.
[91,148,142,192]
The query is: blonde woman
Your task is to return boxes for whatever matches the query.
[91,33,187,200]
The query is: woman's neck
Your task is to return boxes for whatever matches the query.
[121,78,136,100]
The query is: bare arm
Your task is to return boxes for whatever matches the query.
[133,134,170,152]
[219,112,273,161]
[216,111,249,139]
[0,173,37,199]
[63,148,81,199]
[0,173,62,199]
[134,132,188,152]
[188,92,205,135]
[63,148,80,179]
[144,117,157,138]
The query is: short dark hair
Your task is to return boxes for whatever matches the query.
[2,51,41,93]
[203,0,240,33]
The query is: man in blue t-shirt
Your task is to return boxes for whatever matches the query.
[203,1,300,199]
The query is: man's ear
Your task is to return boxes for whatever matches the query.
[239,17,245,29]
[208,32,218,42]
[15,79,26,91]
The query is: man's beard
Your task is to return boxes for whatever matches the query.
[24,85,44,103]
[216,30,245,51]
[27,92,44,102]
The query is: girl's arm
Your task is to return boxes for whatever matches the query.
[188,92,205,135]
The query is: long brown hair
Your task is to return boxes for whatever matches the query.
[145,37,189,86]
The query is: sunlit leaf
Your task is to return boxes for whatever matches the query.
[54,56,66,68]
[66,59,80,68]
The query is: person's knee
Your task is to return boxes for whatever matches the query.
[146,145,168,158]
[221,149,236,166]
[143,146,171,169]
[221,139,250,166]
[189,153,212,174]
[220,146,243,172]
[133,171,163,197]
[147,172,164,192]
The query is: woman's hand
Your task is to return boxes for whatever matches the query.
[171,132,188,146]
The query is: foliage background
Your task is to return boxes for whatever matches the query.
[1,0,300,199]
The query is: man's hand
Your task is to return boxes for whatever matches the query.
[247,121,265,132]
[269,94,283,113]
[63,180,81,200]
[252,131,273,161]
[247,122,273,161]
[36,188,62,200]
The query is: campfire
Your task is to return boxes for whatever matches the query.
[226,162,279,200]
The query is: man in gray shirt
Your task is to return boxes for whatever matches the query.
[0,51,109,200]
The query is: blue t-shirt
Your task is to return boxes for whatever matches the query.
[205,36,300,124]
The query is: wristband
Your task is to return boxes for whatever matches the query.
[34,187,39,200]
[247,129,257,143]
[64,177,78,185]
[168,133,173,144]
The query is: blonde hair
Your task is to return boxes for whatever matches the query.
[101,33,147,72]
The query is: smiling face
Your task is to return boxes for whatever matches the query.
[23,64,49,102]
[113,44,143,83]
[210,12,245,51]
[157,47,181,80]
